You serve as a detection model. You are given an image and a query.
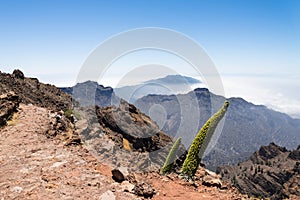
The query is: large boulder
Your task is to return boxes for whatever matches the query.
[12,69,25,79]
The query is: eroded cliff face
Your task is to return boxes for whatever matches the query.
[96,99,172,152]
[76,99,177,173]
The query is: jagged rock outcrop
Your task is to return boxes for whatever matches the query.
[12,69,25,79]
[288,145,300,160]
[0,92,20,126]
[96,99,172,152]
[0,70,72,111]
[75,99,175,172]
[217,143,300,199]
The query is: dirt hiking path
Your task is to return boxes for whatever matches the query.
[0,104,136,200]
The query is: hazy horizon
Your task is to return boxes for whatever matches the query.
[2,68,299,119]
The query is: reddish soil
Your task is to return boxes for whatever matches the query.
[136,172,248,200]
[0,104,136,200]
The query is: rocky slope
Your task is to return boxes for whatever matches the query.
[0,70,72,111]
[218,143,300,199]
[75,99,181,172]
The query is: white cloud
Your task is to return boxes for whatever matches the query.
[221,75,300,119]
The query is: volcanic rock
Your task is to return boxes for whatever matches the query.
[75,99,175,172]
[0,92,20,126]
[218,142,300,199]
[12,69,24,79]
[133,182,156,198]
[202,169,222,188]
[112,167,129,183]
[0,70,72,111]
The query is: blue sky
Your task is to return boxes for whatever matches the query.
[0,0,300,116]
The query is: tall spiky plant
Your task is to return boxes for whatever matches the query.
[181,101,230,179]
[160,137,182,175]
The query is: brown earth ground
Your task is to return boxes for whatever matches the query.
[140,172,247,200]
[0,104,137,200]
[0,104,253,200]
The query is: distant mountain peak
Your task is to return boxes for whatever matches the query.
[193,88,209,93]
[115,74,202,103]
[145,74,201,85]
[75,80,113,90]
[60,81,117,107]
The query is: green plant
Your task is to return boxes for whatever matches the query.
[64,109,81,120]
[181,101,230,179]
[160,137,182,175]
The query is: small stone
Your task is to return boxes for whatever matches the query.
[50,161,68,169]
[11,186,23,193]
[120,181,135,192]
[112,167,129,183]
[133,182,156,198]
[202,176,222,188]
[99,190,115,200]
[205,169,221,179]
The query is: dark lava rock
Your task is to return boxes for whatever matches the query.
[133,182,156,198]
[258,142,288,160]
[218,142,300,199]
[0,70,72,111]
[12,69,25,79]
[288,148,300,160]
[202,170,222,188]
[112,167,129,183]
[0,92,20,126]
